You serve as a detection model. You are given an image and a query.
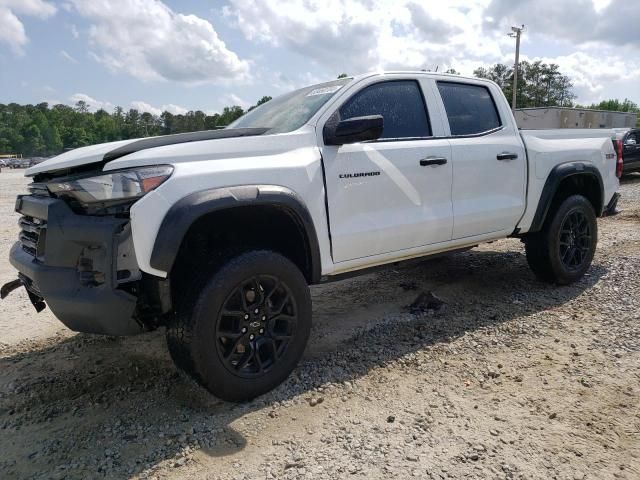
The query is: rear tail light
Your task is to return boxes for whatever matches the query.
[613,139,624,178]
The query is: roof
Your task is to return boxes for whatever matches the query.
[352,70,489,83]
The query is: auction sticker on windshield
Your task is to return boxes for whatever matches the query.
[307,85,343,96]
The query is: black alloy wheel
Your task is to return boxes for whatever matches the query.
[216,275,298,378]
[166,250,312,402]
[524,194,597,285]
[558,209,592,271]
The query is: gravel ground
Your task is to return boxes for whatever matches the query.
[0,169,639,480]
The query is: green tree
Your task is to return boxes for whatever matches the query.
[75,100,89,114]
[218,106,245,126]
[474,61,575,108]
[95,115,117,143]
[580,98,640,127]
[248,95,272,112]
[124,109,144,138]
[204,113,220,130]
[41,124,63,153]
[0,92,278,155]
[22,124,46,156]
[584,98,639,112]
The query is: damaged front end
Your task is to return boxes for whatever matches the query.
[2,168,172,336]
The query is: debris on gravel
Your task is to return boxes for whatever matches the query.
[407,291,446,314]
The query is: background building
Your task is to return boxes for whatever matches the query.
[515,107,637,129]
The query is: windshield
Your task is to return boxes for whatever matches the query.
[229,78,351,133]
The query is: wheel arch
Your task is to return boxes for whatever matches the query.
[529,162,604,233]
[150,185,322,284]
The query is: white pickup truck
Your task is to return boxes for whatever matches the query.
[2,72,621,401]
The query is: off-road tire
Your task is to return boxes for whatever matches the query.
[166,250,312,402]
[525,194,597,285]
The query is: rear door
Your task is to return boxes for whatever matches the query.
[435,81,527,239]
[320,78,453,263]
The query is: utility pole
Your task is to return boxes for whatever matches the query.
[508,25,524,112]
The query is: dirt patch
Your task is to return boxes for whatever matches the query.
[616,208,640,222]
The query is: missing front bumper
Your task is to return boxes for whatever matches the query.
[5,194,145,336]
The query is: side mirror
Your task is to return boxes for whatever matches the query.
[324,115,384,145]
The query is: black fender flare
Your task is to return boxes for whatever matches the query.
[149,185,322,283]
[529,162,604,233]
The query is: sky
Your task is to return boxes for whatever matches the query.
[0,0,639,115]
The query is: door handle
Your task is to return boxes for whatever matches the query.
[419,157,447,166]
[497,152,518,161]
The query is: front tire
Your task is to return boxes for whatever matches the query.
[524,194,597,285]
[167,250,312,402]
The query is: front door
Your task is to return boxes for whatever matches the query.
[321,79,453,263]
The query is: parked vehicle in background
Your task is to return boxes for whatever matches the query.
[28,157,49,166]
[8,158,33,169]
[613,128,640,174]
[3,71,621,402]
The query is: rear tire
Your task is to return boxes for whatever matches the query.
[524,195,597,285]
[167,250,311,402]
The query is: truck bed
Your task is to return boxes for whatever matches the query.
[517,129,618,232]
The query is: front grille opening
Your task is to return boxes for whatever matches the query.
[19,216,47,258]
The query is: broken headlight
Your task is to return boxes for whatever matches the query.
[47,166,173,206]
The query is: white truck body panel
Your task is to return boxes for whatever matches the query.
[517,132,618,233]
[23,71,619,279]
[110,128,329,278]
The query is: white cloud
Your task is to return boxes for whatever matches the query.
[484,0,639,49]
[221,93,250,109]
[60,49,78,63]
[0,8,26,52]
[480,0,640,102]
[69,93,113,112]
[223,1,511,74]
[130,101,189,116]
[224,0,639,103]
[406,2,462,43]
[161,104,189,115]
[592,0,612,13]
[67,0,249,84]
[69,24,79,39]
[67,96,190,116]
[527,51,640,104]
[224,0,392,73]
[130,101,162,116]
[0,0,56,53]
[0,0,56,17]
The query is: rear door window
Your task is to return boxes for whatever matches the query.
[339,80,431,139]
[437,82,502,136]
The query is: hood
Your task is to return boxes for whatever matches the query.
[26,139,136,176]
[26,128,269,177]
